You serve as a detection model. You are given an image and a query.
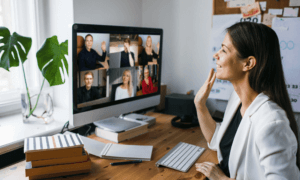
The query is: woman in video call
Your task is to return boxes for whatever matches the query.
[139,36,160,67]
[115,69,134,100]
[142,67,157,95]
[194,22,299,179]
[120,38,135,67]
[78,34,107,71]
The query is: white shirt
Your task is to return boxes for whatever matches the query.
[115,86,134,101]
[208,91,299,180]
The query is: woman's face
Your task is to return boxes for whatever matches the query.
[213,33,245,81]
[123,71,130,84]
[144,69,149,78]
[85,36,93,50]
[124,42,130,51]
[146,37,152,47]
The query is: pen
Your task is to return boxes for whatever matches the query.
[110,160,142,166]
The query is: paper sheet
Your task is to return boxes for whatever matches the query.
[227,0,255,8]
[269,9,283,15]
[283,7,299,17]
[272,17,300,112]
[262,14,276,26]
[259,1,267,11]
[290,0,300,6]
[209,14,261,100]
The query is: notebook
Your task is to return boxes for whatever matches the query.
[64,131,153,161]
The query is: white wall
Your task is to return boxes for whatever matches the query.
[142,0,212,93]
[141,0,227,112]
[73,0,143,26]
[37,0,74,109]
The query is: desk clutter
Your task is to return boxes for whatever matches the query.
[24,134,91,180]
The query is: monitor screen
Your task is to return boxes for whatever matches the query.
[71,24,163,126]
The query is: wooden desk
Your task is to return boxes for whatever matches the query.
[0,112,217,180]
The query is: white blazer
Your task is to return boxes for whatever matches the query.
[208,91,299,180]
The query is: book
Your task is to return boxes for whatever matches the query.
[64,131,153,161]
[100,143,153,161]
[30,148,88,168]
[25,157,91,177]
[24,134,84,161]
[29,169,90,180]
[95,121,148,143]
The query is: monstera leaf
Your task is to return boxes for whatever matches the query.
[0,27,32,71]
[36,36,68,86]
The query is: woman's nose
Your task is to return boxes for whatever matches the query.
[213,53,219,60]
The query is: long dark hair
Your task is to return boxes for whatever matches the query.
[227,22,299,168]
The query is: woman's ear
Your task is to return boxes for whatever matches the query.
[243,56,256,71]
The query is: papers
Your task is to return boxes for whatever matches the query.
[259,1,267,11]
[241,2,261,18]
[209,14,261,100]
[283,7,299,17]
[227,0,255,8]
[269,9,283,15]
[290,0,300,6]
[272,17,300,112]
[262,14,276,26]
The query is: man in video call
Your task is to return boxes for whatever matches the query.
[78,34,107,71]
[77,71,102,104]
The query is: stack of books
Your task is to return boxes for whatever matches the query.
[24,134,91,180]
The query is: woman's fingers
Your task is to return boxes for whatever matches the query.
[209,71,216,87]
[206,68,214,83]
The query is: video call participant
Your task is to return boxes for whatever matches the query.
[115,69,134,100]
[194,22,299,179]
[121,38,135,67]
[78,34,107,71]
[142,67,157,95]
[139,36,160,67]
[77,71,101,104]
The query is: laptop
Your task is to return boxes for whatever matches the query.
[93,117,141,133]
[109,52,121,68]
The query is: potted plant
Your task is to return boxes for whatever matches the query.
[0,26,69,123]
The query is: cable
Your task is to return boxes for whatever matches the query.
[60,121,69,134]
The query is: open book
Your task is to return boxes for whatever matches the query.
[64,131,153,161]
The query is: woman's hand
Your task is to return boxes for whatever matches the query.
[194,68,216,108]
[195,162,232,180]
[101,41,106,52]
[156,42,160,51]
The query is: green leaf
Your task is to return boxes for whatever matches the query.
[36,35,68,86]
[0,27,32,71]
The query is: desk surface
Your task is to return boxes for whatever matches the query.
[0,112,217,180]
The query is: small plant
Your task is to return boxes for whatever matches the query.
[0,27,68,118]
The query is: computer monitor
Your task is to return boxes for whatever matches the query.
[69,24,163,127]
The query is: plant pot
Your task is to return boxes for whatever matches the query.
[21,88,54,124]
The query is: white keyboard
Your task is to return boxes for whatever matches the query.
[156,142,205,172]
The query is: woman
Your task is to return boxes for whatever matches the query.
[142,67,157,95]
[120,38,135,67]
[194,22,299,179]
[139,36,160,67]
[115,69,134,101]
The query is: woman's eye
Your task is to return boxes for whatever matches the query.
[222,49,226,53]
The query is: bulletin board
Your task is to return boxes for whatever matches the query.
[210,0,300,112]
[213,0,300,18]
